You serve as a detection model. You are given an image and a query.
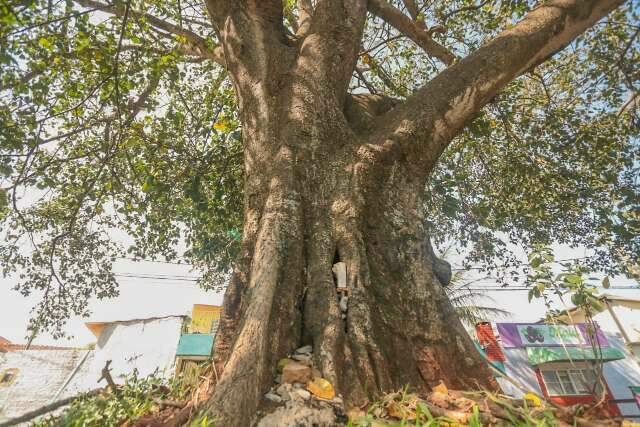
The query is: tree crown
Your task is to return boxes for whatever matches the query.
[0,0,638,336]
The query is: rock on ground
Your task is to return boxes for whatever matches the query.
[281,362,312,384]
[255,401,343,427]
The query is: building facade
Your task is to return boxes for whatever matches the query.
[0,304,222,424]
[476,322,640,421]
[0,347,89,421]
[556,294,640,361]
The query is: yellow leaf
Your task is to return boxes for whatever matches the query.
[524,392,542,407]
[306,377,335,400]
[432,381,448,394]
[213,121,228,131]
[387,402,416,420]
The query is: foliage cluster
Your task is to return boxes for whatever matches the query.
[32,369,211,427]
[0,0,638,336]
[347,387,602,427]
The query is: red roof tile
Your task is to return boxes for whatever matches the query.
[475,323,506,362]
[0,337,75,351]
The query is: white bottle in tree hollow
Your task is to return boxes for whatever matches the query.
[332,262,347,290]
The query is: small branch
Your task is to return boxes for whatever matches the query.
[113,0,132,125]
[74,0,224,65]
[1,389,102,426]
[98,360,120,397]
[441,0,491,23]
[0,68,44,91]
[4,6,107,38]
[401,0,419,20]
[355,66,379,94]
[296,0,313,37]
[618,91,638,115]
[368,0,456,66]
[153,398,187,408]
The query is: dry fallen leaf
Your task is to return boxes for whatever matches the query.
[432,381,449,394]
[306,377,336,400]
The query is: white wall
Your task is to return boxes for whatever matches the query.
[611,305,640,343]
[591,304,640,344]
[602,334,640,421]
[62,316,184,397]
[502,348,544,397]
[499,331,640,421]
[0,349,88,423]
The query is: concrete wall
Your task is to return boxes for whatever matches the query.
[499,330,640,421]
[62,316,184,397]
[502,347,544,397]
[0,316,184,423]
[593,305,640,345]
[602,334,640,421]
[0,349,88,422]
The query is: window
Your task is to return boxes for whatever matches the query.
[210,319,219,336]
[540,368,598,396]
[0,368,18,387]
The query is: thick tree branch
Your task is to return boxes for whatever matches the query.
[618,91,639,115]
[204,1,290,90]
[401,0,419,20]
[368,0,625,172]
[74,0,225,65]
[369,0,456,66]
[297,0,368,104]
[296,0,313,37]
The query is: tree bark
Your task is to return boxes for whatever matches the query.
[200,1,625,425]
[205,89,495,425]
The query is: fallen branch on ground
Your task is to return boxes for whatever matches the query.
[0,388,103,427]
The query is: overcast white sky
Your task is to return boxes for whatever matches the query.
[0,242,637,346]
[0,258,223,346]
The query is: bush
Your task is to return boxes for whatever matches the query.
[33,370,187,427]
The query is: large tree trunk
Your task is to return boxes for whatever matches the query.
[200,1,623,425]
[205,90,495,426]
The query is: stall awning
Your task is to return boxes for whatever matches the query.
[176,334,214,357]
[526,346,624,365]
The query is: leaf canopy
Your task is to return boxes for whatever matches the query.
[0,0,638,336]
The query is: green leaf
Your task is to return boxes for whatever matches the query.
[38,37,52,49]
[565,274,582,285]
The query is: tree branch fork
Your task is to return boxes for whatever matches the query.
[44,0,625,183]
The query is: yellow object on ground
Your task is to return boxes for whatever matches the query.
[431,381,448,394]
[524,392,542,407]
[306,377,335,400]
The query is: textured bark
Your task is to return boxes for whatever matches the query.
[200,1,624,426]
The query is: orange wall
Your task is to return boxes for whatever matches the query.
[190,304,222,334]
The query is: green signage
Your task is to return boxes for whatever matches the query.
[526,346,624,365]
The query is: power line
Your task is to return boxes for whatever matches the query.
[114,273,199,282]
[116,256,193,266]
[467,286,638,292]
[110,271,637,291]
[451,255,596,272]
[116,254,602,273]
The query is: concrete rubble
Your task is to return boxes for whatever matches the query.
[256,345,346,427]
